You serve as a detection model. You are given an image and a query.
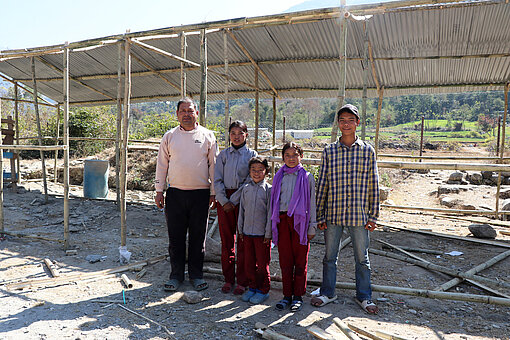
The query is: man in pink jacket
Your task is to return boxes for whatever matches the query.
[155,97,218,292]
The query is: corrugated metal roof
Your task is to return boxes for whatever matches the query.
[0,0,509,106]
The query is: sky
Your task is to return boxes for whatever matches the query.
[0,0,383,50]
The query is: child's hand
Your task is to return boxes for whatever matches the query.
[223,202,235,212]
[317,222,327,230]
[307,234,315,241]
[365,221,377,232]
[238,234,244,241]
[263,238,271,244]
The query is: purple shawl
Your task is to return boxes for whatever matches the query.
[271,164,310,246]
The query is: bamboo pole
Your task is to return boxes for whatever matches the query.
[63,44,70,250]
[0,230,64,243]
[0,74,56,106]
[44,258,60,277]
[199,29,207,126]
[346,324,385,340]
[31,57,48,203]
[360,20,368,141]
[419,116,425,162]
[374,87,383,156]
[117,304,176,339]
[333,318,362,340]
[53,105,60,183]
[370,247,510,289]
[383,204,507,216]
[131,39,199,67]
[375,239,431,264]
[272,95,276,177]
[181,32,187,97]
[120,39,132,247]
[254,67,259,152]
[116,41,123,208]
[436,249,510,292]
[331,3,347,143]
[379,221,510,248]
[377,154,502,161]
[0,98,3,234]
[14,84,20,184]
[223,29,229,148]
[131,53,180,91]
[497,83,510,218]
[434,213,510,228]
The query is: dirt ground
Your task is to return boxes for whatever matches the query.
[1,146,509,340]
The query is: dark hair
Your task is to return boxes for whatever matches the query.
[248,156,269,173]
[177,97,196,111]
[229,120,248,133]
[282,141,304,158]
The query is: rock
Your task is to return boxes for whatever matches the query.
[501,172,510,177]
[385,199,395,206]
[440,197,461,208]
[501,199,510,221]
[448,171,464,182]
[85,255,107,263]
[499,188,510,199]
[379,186,391,202]
[466,172,483,185]
[204,236,221,262]
[417,169,429,174]
[182,291,203,304]
[468,224,497,239]
[438,186,460,195]
[460,204,476,210]
[481,171,494,179]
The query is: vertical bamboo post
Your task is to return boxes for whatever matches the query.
[63,44,70,250]
[31,57,48,203]
[53,105,60,183]
[116,41,123,208]
[14,84,20,184]
[180,32,187,97]
[331,1,347,143]
[223,29,230,147]
[283,116,286,144]
[374,86,384,156]
[420,115,425,162]
[496,83,509,218]
[199,29,207,126]
[361,20,368,141]
[254,67,259,152]
[496,115,501,155]
[8,113,16,189]
[272,95,276,176]
[0,98,4,234]
[120,39,132,247]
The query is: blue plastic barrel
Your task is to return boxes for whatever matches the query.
[83,160,109,198]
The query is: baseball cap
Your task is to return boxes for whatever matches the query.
[337,104,360,120]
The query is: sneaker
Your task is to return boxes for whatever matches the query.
[241,288,257,302]
[249,292,269,304]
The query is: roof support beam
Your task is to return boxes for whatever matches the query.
[130,52,181,92]
[331,3,348,143]
[36,56,115,100]
[131,39,200,67]
[226,29,280,98]
[0,73,55,106]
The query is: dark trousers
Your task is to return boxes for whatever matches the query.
[165,187,210,282]
[244,235,271,294]
[217,189,248,286]
[277,214,310,297]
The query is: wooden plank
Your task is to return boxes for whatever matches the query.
[307,325,348,340]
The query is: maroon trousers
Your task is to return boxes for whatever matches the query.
[277,213,310,297]
[217,189,248,286]
[244,236,271,294]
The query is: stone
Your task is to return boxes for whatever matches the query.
[438,186,460,195]
[460,204,476,210]
[466,172,483,185]
[448,171,464,182]
[481,171,494,179]
[204,236,221,262]
[468,224,497,239]
[499,188,510,199]
[501,199,510,221]
[182,291,203,304]
[379,186,391,202]
[440,197,461,208]
[501,172,510,177]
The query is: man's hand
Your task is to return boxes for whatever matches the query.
[209,195,216,209]
[223,202,234,213]
[365,221,377,232]
[307,234,315,241]
[317,222,327,230]
[155,192,165,209]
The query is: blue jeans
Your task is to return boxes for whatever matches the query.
[320,223,372,301]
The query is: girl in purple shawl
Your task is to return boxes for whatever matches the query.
[271,142,317,312]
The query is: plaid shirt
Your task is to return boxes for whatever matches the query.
[316,137,379,226]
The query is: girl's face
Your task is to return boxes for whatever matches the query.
[283,147,302,168]
[229,127,248,147]
[249,163,266,183]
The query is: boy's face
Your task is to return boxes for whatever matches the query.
[338,111,360,137]
[283,147,302,168]
[249,163,266,183]
[229,127,248,146]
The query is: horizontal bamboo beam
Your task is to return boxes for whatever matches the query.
[0,96,57,108]
[434,214,510,228]
[378,154,505,161]
[0,230,64,243]
[18,136,160,144]
[0,145,67,151]
[382,204,508,216]
[0,74,55,106]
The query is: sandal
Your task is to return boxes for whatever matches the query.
[290,300,303,312]
[310,295,337,307]
[222,282,233,293]
[275,298,291,311]
[233,284,245,295]
[163,279,181,292]
[354,298,379,315]
[190,278,208,291]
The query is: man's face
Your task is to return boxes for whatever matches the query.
[177,101,198,130]
[338,111,359,136]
